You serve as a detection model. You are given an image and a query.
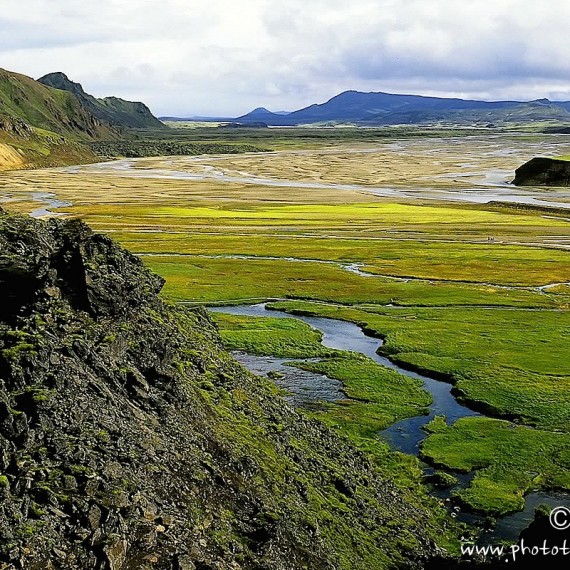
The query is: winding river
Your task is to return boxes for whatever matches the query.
[209,302,570,542]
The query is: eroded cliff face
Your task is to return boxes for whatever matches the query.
[513,157,570,186]
[0,143,25,171]
[0,209,455,569]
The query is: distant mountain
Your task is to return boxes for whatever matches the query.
[360,99,570,126]
[38,72,166,130]
[288,90,516,124]
[236,90,570,126]
[235,107,289,123]
[162,109,290,123]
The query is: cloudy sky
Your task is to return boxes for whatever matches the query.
[2,0,569,116]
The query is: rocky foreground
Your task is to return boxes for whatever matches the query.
[0,209,461,569]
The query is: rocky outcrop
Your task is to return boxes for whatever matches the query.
[0,209,458,569]
[513,157,570,186]
[0,116,34,138]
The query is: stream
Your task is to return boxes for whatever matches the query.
[29,192,71,218]
[208,302,570,542]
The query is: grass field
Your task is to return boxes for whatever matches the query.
[213,312,338,358]
[421,416,570,515]
[1,130,569,521]
[267,300,570,429]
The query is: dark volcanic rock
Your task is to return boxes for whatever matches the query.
[513,157,570,186]
[0,208,457,569]
[0,214,163,322]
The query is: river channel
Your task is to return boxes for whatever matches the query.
[208,302,570,542]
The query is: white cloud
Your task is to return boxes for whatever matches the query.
[1,0,569,115]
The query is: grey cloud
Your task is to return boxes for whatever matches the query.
[1,0,570,115]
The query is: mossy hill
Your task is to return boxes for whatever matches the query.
[38,72,166,130]
[0,208,468,569]
[0,68,117,170]
[0,67,168,171]
[0,68,116,140]
[513,156,570,186]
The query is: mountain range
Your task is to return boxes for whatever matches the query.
[232,90,570,126]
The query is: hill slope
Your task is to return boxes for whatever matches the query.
[0,209,460,569]
[38,72,166,130]
[0,68,114,139]
[0,141,25,170]
[0,68,120,170]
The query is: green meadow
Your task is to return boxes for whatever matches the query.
[421,416,570,515]
[213,312,338,358]
[290,356,431,437]
[267,301,570,431]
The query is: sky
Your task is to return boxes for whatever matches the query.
[2,0,570,117]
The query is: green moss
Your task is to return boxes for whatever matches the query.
[29,502,47,518]
[420,416,570,515]
[427,471,459,488]
[2,342,37,362]
[25,387,54,403]
[213,313,339,358]
[95,429,110,442]
[17,524,38,537]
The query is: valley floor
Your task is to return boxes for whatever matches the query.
[1,130,569,551]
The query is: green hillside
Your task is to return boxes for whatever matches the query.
[38,72,166,129]
[0,68,124,170]
[0,68,115,139]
